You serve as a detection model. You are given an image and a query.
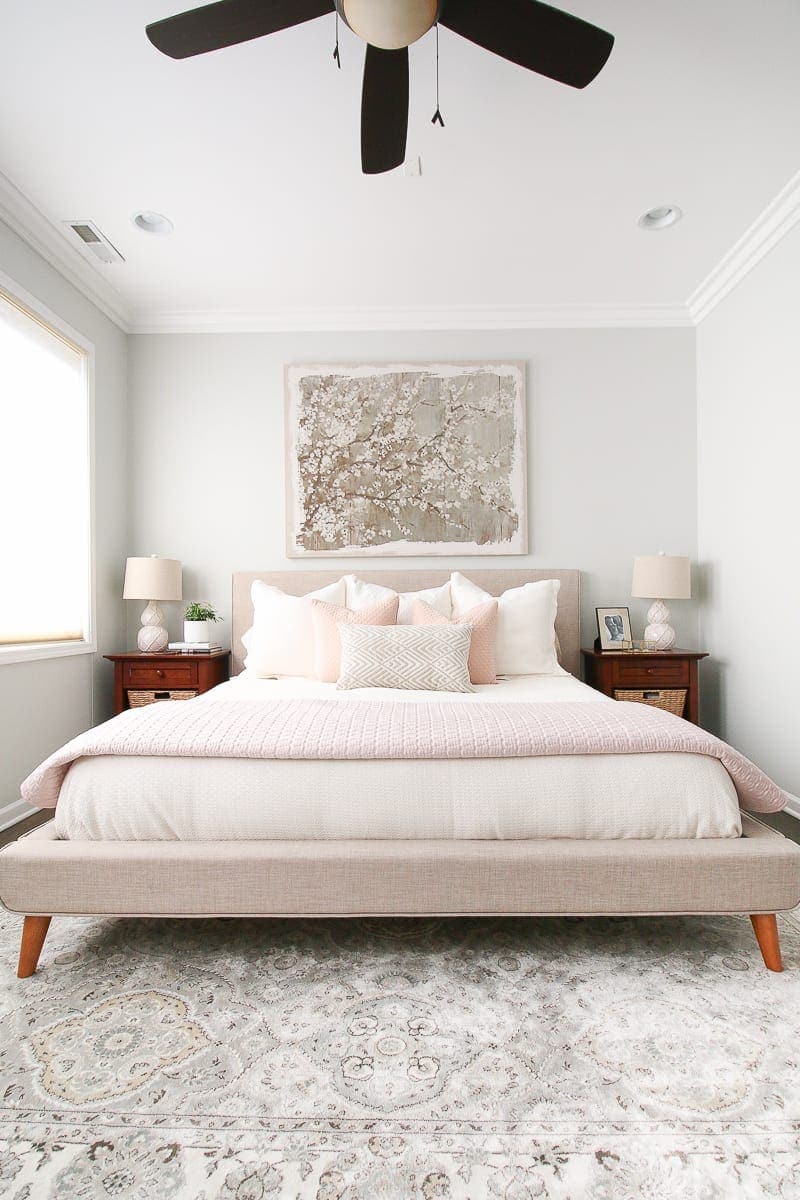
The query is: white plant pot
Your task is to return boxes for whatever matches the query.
[184,620,212,644]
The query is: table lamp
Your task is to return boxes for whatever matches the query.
[631,553,691,651]
[123,555,182,652]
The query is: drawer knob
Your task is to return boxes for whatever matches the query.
[156,669,164,678]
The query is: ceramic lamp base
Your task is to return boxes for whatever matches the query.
[643,599,676,651]
[138,600,168,653]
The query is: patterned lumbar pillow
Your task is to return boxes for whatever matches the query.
[337,624,474,692]
[412,598,498,685]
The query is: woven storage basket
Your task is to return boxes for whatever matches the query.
[128,689,197,708]
[614,688,687,718]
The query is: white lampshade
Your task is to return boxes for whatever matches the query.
[631,554,691,600]
[123,555,182,601]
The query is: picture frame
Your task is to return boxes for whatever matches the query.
[596,606,633,651]
[284,361,527,556]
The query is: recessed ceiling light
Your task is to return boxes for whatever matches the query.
[132,210,174,235]
[638,205,682,231]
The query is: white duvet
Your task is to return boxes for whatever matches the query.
[54,674,741,841]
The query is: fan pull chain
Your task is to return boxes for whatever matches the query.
[431,22,445,126]
[333,12,341,68]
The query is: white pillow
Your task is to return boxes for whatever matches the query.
[344,575,452,625]
[449,572,565,677]
[243,578,346,677]
[337,624,474,693]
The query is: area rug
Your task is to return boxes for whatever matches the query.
[1,907,799,1199]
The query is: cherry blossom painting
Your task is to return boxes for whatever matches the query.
[285,362,527,556]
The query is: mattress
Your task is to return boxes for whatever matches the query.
[53,674,742,842]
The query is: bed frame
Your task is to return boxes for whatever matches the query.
[2,568,799,977]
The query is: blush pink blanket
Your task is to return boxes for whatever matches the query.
[21,696,787,814]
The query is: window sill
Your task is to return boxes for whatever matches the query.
[0,639,97,666]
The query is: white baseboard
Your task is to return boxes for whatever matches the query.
[0,799,38,835]
[782,793,800,821]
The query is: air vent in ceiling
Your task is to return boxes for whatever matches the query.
[63,220,124,264]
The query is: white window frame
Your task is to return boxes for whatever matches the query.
[0,269,96,665]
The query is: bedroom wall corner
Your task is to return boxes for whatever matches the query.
[0,218,128,829]
[126,326,699,660]
[697,219,800,798]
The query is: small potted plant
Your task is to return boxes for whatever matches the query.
[183,602,221,644]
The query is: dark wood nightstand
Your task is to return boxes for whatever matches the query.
[581,648,708,725]
[105,650,231,715]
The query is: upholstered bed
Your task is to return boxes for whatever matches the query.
[2,568,799,978]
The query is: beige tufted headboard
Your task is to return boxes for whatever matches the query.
[232,569,580,677]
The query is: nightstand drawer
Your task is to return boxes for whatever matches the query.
[107,651,230,715]
[582,648,706,727]
[122,661,198,689]
[612,658,690,687]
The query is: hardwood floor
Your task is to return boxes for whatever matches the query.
[0,810,52,850]
[760,811,800,845]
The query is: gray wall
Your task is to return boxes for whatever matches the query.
[697,222,800,800]
[127,328,699,652]
[0,219,127,825]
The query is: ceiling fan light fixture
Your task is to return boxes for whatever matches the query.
[145,0,615,175]
[338,0,440,50]
[638,205,682,231]
[132,210,174,236]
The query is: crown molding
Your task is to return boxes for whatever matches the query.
[129,300,693,334]
[0,171,132,332]
[688,169,800,324]
[3,157,796,337]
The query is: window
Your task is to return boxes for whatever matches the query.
[0,280,93,660]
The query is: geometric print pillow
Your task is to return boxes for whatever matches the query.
[336,623,474,693]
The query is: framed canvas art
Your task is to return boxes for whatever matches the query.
[285,362,527,556]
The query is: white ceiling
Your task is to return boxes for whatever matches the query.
[0,0,799,326]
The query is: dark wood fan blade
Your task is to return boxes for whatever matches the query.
[146,0,334,59]
[440,0,613,88]
[361,45,409,175]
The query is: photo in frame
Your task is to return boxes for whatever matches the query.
[596,606,634,651]
[285,362,527,556]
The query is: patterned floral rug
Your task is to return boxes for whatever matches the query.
[1,905,799,1199]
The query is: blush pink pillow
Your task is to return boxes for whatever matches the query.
[412,598,498,685]
[311,596,399,683]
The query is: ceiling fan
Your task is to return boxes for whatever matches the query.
[146,0,614,175]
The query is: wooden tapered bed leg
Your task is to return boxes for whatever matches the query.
[750,913,783,972]
[17,916,52,978]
